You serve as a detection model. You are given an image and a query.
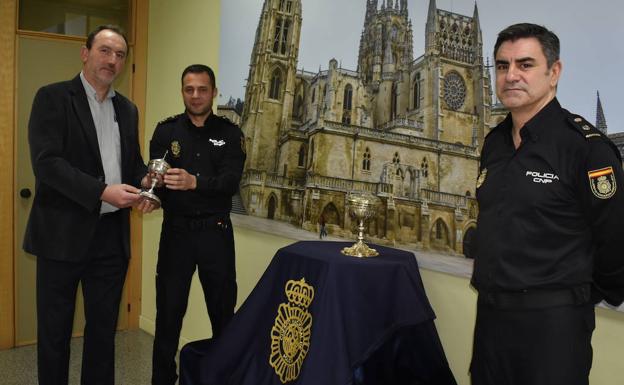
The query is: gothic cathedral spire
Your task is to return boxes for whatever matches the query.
[425,0,437,54]
[357,0,413,124]
[596,91,608,134]
[241,0,302,172]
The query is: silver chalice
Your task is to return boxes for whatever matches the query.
[139,152,171,208]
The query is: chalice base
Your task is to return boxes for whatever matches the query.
[139,190,161,208]
[341,240,379,258]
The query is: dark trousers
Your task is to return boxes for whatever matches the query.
[37,212,128,385]
[152,215,237,385]
[470,301,595,385]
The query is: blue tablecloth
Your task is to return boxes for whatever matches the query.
[180,241,456,385]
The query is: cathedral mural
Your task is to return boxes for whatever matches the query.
[228,0,503,257]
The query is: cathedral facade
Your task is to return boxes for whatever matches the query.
[239,0,493,255]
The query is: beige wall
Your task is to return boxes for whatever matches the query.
[140,0,222,341]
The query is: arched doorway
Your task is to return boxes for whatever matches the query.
[267,195,277,219]
[430,218,450,250]
[321,202,340,226]
[463,226,476,259]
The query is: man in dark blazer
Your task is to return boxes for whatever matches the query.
[23,25,154,385]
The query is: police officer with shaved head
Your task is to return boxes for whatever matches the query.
[471,23,624,385]
[149,64,246,385]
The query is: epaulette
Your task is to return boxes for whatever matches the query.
[567,113,622,162]
[157,113,183,125]
[215,114,239,128]
[566,113,603,140]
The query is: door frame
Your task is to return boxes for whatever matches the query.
[0,0,17,350]
[0,0,149,350]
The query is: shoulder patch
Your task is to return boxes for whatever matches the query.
[158,113,183,125]
[588,167,617,199]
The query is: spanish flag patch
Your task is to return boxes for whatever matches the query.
[588,167,617,199]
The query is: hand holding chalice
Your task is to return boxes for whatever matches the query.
[139,151,171,208]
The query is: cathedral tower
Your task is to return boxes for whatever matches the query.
[358,0,413,124]
[422,0,490,145]
[241,0,302,172]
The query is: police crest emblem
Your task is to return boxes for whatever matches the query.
[269,278,314,383]
[588,167,617,199]
[170,141,181,158]
[476,168,487,189]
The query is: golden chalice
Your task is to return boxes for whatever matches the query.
[341,191,379,257]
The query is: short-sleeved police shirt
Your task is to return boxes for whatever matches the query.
[472,98,624,305]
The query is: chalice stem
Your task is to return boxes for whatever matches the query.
[358,220,365,243]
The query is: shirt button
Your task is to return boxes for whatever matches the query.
[197,172,200,176]
[196,153,200,157]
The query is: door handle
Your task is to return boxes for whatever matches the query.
[19,188,32,198]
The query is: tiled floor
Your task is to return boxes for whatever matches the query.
[0,330,156,385]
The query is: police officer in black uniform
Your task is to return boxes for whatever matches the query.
[149,64,246,385]
[471,24,624,385]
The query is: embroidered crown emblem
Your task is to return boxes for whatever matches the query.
[285,278,315,308]
[269,278,314,383]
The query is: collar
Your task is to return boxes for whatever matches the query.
[518,98,564,143]
[79,71,115,102]
[184,110,214,129]
[492,113,514,146]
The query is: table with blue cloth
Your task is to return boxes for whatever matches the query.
[180,241,457,385]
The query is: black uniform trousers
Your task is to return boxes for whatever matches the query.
[470,295,595,385]
[152,214,237,385]
[36,211,128,385]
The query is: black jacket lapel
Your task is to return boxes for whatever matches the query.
[69,75,104,174]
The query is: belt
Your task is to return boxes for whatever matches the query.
[164,213,230,232]
[478,284,591,309]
